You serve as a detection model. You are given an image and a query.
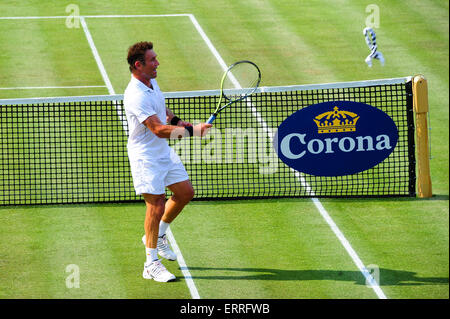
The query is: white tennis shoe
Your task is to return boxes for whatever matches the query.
[143,260,176,282]
[142,234,177,261]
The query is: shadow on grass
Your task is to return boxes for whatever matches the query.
[184,266,449,286]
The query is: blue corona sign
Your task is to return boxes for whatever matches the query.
[273,101,398,176]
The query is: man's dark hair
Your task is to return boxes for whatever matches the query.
[127,41,153,72]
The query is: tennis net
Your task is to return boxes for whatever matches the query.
[0,77,416,205]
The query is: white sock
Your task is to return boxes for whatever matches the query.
[146,248,158,263]
[158,221,170,237]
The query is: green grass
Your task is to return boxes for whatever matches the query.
[324,197,449,298]
[1,199,447,298]
[0,204,191,298]
[0,0,448,299]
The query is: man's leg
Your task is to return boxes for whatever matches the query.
[162,179,194,224]
[143,193,166,257]
[142,193,176,282]
[145,180,194,262]
[141,180,194,261]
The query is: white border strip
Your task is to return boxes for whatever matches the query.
[258,76,412,93]
[0,77,412,105]
[165,77,411,97]
[165,76,410,97]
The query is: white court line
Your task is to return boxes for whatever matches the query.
[311,198,387,298]
[80,16,129,132]
[0,85,106,90]
[189,13,388,299]
[0,16,68,19]
[80,17,115,95]
[166,228,201,299]
[0,14,191,20]
[84,14,191,19]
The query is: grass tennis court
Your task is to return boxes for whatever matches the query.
[0,0,448,300]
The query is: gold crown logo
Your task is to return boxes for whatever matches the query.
[313,106,360,134]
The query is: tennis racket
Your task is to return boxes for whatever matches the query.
[206,60,261,124]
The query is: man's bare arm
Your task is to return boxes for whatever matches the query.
[166,107,192,127]
[143,114,211,138]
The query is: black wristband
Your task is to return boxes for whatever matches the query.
[170,116,181,126]
[185,126,194,137]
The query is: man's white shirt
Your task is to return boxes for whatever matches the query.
[124,76,171,160]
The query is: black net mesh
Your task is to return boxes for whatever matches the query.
[0,80,415,205]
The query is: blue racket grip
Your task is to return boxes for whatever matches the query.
[206,114,216,124]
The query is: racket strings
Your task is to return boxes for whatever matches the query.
[223,63,260,100]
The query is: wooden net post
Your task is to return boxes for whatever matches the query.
[412,75,432,198]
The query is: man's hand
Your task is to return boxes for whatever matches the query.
[175,120,211,137]
[193,123,212,137]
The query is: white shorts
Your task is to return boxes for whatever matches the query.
[129,153,189,195]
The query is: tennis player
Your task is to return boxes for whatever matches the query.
[124,41,211,282]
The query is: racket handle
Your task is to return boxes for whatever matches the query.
[206,114,216,124]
